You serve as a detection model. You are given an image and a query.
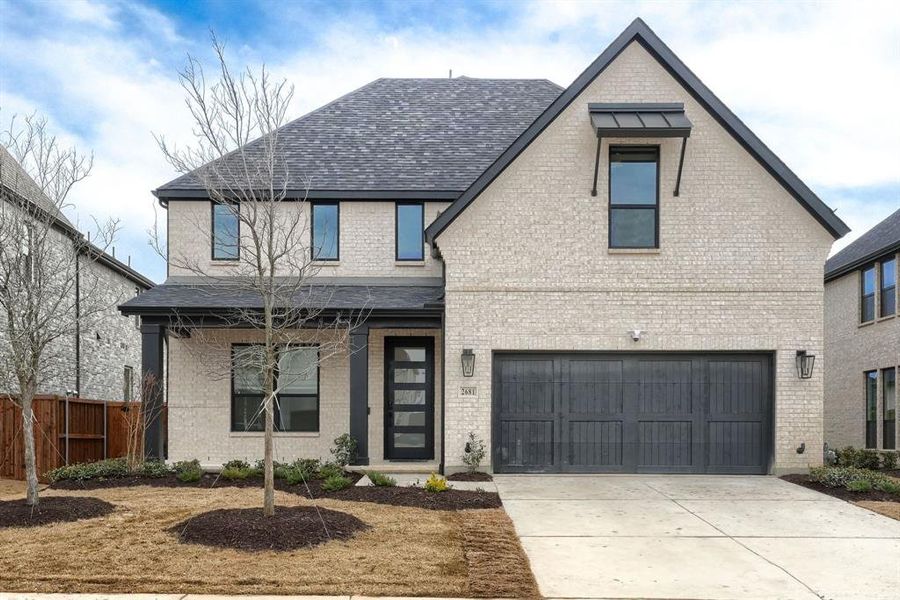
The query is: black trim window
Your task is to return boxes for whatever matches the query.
[609,147,659,248]
[396,202,425,261]
[123,365,134,401]
[231,345,320,432]
[860,266,876,322]
[311,202,339,261]
[211,202,239,260]
[883,367,896,450]
[880,258,896,318]
[865,370,877,449]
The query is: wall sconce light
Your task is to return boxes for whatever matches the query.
[796,350,815,379]
[461,348,475,377]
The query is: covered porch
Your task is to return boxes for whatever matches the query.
[119,277,444,469]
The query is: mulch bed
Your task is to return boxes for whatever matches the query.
[169,505,369,552]
[781,474,900,503]
[327,486,502,511]
[0,496,114,528]
[447,471,493,482]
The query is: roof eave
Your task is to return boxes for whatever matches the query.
[824,241,900,282]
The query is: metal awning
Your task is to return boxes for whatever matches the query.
[588,103,693,196]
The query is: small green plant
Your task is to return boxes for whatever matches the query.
[847,479,873,492]
[47,458,129,482]
[138,460,171,478]
[874,479,900,495]
[317,462,344,480]
[367,471,396,487]
[273,464,290,480]
[856,449,881,470]
[881,452,898,470]
[220,459,254,480]
[223,459,250,470]
[292,458,321,479]
[809,466,899,494]
[424,473,450,493]
[462,432,486,473]
[174,459,202,483]
[330,433,358,467]
[321,474,352,491]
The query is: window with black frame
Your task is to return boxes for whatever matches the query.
[231,345,319,432]
[609,147,659,248]
[860,266,876,322]
[311,202,339,261]
[883,367,896,450]
[211,202,239,260]
[880,258,896,317]
[865,370,878,449]
[396,202,424,261]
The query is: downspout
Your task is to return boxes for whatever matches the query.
[74,248,81,396]
[439,251,446,474]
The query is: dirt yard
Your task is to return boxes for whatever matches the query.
[0,484,538,597]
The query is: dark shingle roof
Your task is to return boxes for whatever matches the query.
[0,146,75,228]
[155,78,563,197]
[825,209,900,281]
[119,278,444,314]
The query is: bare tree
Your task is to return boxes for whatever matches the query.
[120,372,164,471]
[0,114,119,506]
[154,35,366,517]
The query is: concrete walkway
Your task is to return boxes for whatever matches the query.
[496,474,900,600]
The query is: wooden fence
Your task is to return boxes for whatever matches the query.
[0,395,165,481]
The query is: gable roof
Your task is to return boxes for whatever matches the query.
[825,209,900,281]
[425,18,850,243]
[154,77,563,200]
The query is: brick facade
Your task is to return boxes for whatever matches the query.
[824,258,900,450]
[435,42,834,474]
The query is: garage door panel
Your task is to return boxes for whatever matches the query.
[638,360,693,414]
[493,353,771,475]
[639,421,693,467]
[568,420,623,467]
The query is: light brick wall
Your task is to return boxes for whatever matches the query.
[167,329,351,466]
[436,42,835,473]
[824,259,900,450]
[167,200,448,278]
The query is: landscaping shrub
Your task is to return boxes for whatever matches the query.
[882,452,898,470]
[174,459,202,482]
[424,473,449,493]
[273,464,291,480]
[847,479,873,492]
[220,459,254,480]
[330,433,357,467]
[321,474,352,491]
[874,479,900,495]
[836,446,882,470]
[291,458,320,480]
[223,459,251,471]
[138,460,171,478]
[367,471,396,487]
[47,458,129,482]
[836,446,859,467]
[462,431,486,473]
[317,462,343,480]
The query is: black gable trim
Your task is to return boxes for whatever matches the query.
[425,18,849,243]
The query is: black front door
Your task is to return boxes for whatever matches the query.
[385,337,434,460]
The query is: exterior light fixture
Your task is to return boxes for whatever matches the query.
[796,350,815,379]
[461,348,475,377]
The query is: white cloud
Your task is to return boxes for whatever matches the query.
[2,0,898,281]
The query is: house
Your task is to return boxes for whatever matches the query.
[0,146,154,402]
[824,209,899,453]
[120,19,849,474]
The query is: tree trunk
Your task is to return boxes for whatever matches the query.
[20,380,40,507]
[263,340,276,517]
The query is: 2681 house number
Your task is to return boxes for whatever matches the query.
[459,386,478,398]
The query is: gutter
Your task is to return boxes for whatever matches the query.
[825,241,900,283]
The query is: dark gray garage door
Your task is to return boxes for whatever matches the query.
[492,353,772,474]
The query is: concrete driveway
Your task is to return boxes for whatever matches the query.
[496,475,900,600]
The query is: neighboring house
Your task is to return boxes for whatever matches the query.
[0,146,154,401]
[121,19,849,474]
[824,209,899,453]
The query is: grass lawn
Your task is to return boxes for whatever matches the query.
[0,484,538,597]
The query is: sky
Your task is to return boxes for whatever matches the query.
[1,0,898,283]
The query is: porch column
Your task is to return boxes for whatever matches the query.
[141,323,165,460]
[349,326,369,465]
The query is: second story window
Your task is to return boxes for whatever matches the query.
[312,202,339,261]
[396,202,424,261]
[880,258,896,317]
[609,147,659,249]
[211,202,239,260]
[860,266,876,322]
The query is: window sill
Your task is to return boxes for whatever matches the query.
[209,260,239,266]
[608,248,661,255]
[229,431,320,438]
[858,320,876,329]
[312,261,340,267]
[396,260,426,267]
[876,314,896,322]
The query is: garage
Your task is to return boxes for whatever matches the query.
[492,353,773,474]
